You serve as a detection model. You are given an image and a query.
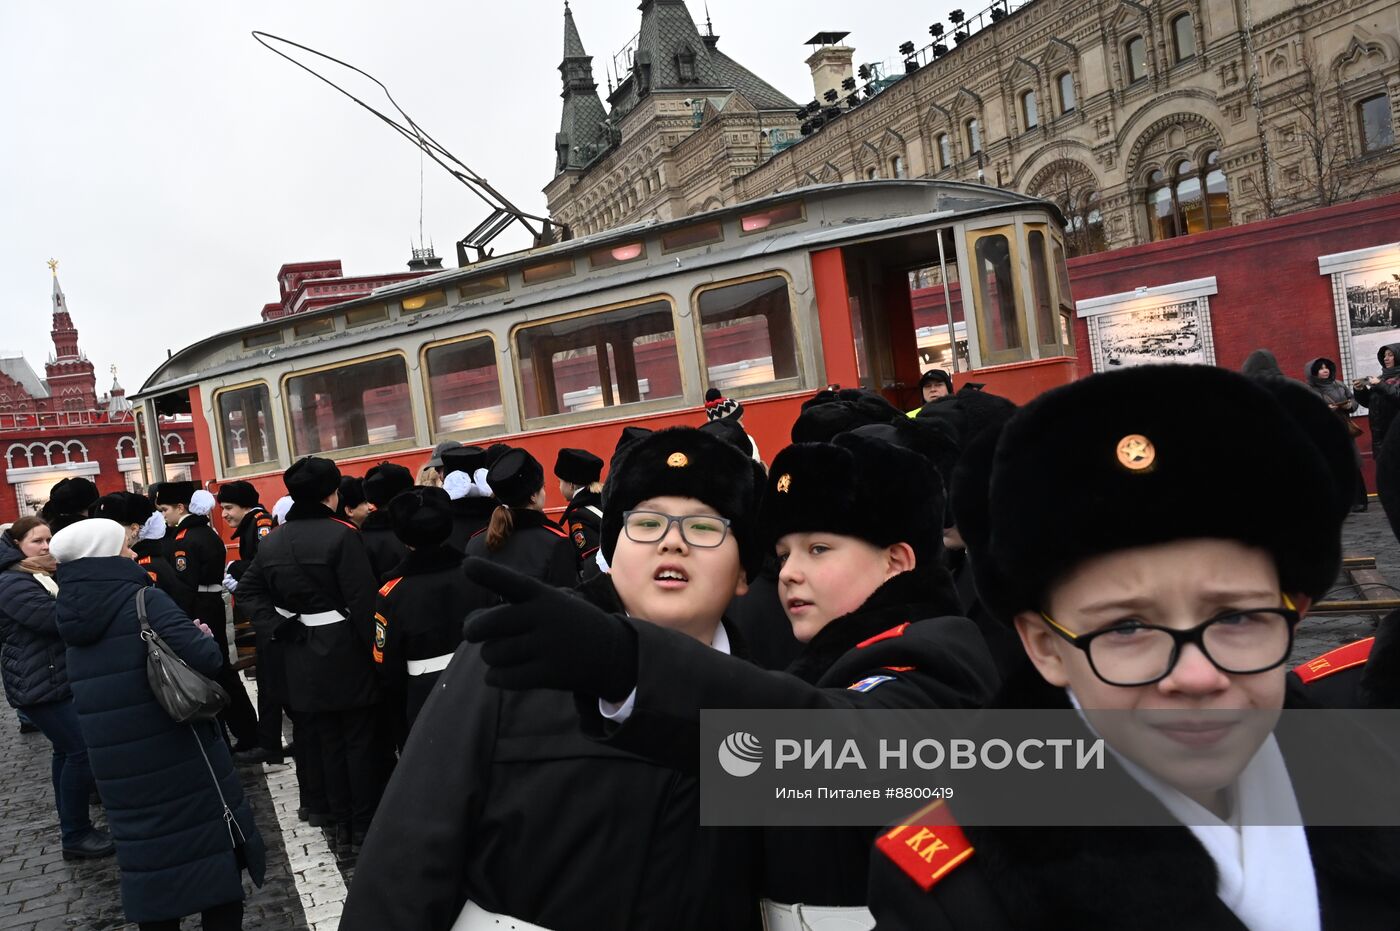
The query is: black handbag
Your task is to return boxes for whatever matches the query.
[135,587,229,724]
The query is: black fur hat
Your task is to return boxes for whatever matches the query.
[484,443,512,468]
[388,486,454,548]
[441,446,488,478]
[216,480,259,509]
[958,365,1346,622]
[91,491,155,528]
[44,476,100,518]
[790,389,902,444]
[339,475,366,511]
[554,447,604,485]
[760,432,943,565]
[613,426,653,463]
[699,416,751,456]
[153,480,196,507]
[487,448,545,507]
[601,426,760,575]
[363,462,414,507]
[284,456,341,503]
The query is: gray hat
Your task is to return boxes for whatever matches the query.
[426,440,463,470]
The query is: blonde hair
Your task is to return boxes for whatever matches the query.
[417,463,443,488]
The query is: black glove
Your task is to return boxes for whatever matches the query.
[462,558,638,701]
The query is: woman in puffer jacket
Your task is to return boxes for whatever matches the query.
[1307,356,1368,512]
[0,516,113,860]
[51,519,264,931]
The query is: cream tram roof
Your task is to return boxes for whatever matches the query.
[135,180,1059,401]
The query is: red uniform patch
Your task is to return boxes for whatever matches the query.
[378,577,403,598]
[857,623,911,649]
[1294,637,1375,683]
[875,802,974,891]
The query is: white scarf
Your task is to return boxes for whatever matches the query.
[1068,691,1320,931]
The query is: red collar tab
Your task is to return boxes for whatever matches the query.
[378,577,404,598]
[857,622,911,649]
[1294,637,1375,684]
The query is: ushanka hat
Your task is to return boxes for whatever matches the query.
[954,365,1350,623]
[486,448,545,508]
[388,486,454,548]
[441,446,488,479]
[284,456,341,502]
[215,480,259,509]
[554,447,604,486]
[91,491,156,528]
[761,432,943,566]
[154,480,196,507]
[339,475,367,510]
[44,477,100,518]
[363,462,414,507]
[601,426,761,576]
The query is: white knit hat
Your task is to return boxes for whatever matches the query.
[138,511,166,542]
[188,489,217,517]
[50,518,126,563]
[271,495,294,525]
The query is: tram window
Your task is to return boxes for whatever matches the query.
[459,274,509,301]
[697,275,799,390]
[401,291,447,313]
[286,354,415,456]
[1053,238,1076,352]
[740,201,804,234]
[242,330,283,350]
[424,335,505,435]
[661,219,724,253]
[589,241,648,270]
[973,233,1023,355]
[216,383,278,470]
[345,305,388,328]
[293,317,335,339]
[1028,230,1057,351]
[515,300,682,419]
[522,257,575,285]
[910,238,969,374]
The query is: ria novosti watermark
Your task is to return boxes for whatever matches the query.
[699,709,1400,827]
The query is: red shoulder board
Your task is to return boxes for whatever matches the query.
[378,577,404,598]
[542,524,569,539]
[1294,637,1375,684]
[175,529,188,541]
[332,518,358,531]
[137,556,152,566]
[858,622,911,649]
[876,801,974,891]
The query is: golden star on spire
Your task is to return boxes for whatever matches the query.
[46,258,59,276]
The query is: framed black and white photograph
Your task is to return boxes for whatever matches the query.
[1076,278,1219,373]
[1320,243,1400,383]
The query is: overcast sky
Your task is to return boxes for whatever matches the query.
[1,1,952,393]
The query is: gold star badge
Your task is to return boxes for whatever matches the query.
[1117,434,1156,471]
[776,473,792,493]
[667,452,689,468]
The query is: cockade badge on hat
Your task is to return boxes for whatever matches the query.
[667,452,689,468]
[776,473,792,493]
[1116,434,1156,472]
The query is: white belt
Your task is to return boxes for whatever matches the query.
[274,606,346,627]
[451,900,553,931]
[197,584,224,593]
[405,652,454,676]
[761,900,874,931]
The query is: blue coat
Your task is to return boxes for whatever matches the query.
[54,555,265,924]
[0,531,69,709]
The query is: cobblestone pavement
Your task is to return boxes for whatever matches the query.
[3,505,1396,928]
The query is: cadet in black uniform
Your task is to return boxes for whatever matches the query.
[554,447,604,578]
[360,462,413,582]
[90,492,185,598]
[155,480,259,753]
[370,487,479,730]
[464,448,577,587]
[217,481,286,766]
[342,427,763,931]
[440,446,497,552]
[336,475,370,527]
[868,365,1400,930]
[464,431,998,928]
[234,457,384,850]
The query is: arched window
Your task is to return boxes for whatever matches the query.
[1021,90,1039,130]
[965,118,982,155]
[1171,14,1195,62]
[891,155,908,178]
[866,166,880,180]
[1057,72,1076,113]
[1146,150,1231,241]
[937,134,952,170]
[1358,94,1396,154]
[1125,36,1148,83]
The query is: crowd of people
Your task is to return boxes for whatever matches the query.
[1,363,1398,929]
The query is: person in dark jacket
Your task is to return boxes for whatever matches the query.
[464,448,578,587]
[869,364,1399,930]
[360,462,413,582]
[0,516,113,860]
[1354,342,1400,455]
[50,519,265,930]
[441,446,497,552]
[156,481,258,753]
[463,430,999,926]
[234,456,384,850]
[370,487,480,730]
[342,427,764,931]
[336,474,371,527]
[40,476,99,533]
[93,492,187,599]
[1306,357,1368,511]
[555,447,605,578]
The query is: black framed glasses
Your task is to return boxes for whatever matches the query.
[1039,597,1301,687]
[622,510,732,548]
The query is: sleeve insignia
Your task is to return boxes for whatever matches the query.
[378,577,404,598]
[257,525,271,539]
[876,802,974,891]
[572,527,587,550]
[372,612,387,663]
[174,554,187,573]
[848,674,896,692]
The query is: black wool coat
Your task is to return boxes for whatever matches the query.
[340,573,763,931]
[560,488,603,569]
[163,514,226,628]
[463,507,579,588]
[867,667,1400,931]
[446,496,498,554]
[233,502,380,712]
[0,532,68,709]
[132,538,191,608]
[54,556,265,924]
[359,509,409,584]
[226,506,273,580]
[577,566,1000,908]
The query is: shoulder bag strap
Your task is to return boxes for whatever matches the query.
[190,726,247,849]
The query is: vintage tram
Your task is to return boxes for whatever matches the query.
[131,180,1078,505]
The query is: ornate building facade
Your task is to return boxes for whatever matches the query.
[545,0,1400,253]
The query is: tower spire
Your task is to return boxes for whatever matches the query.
[555,2,612,174]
